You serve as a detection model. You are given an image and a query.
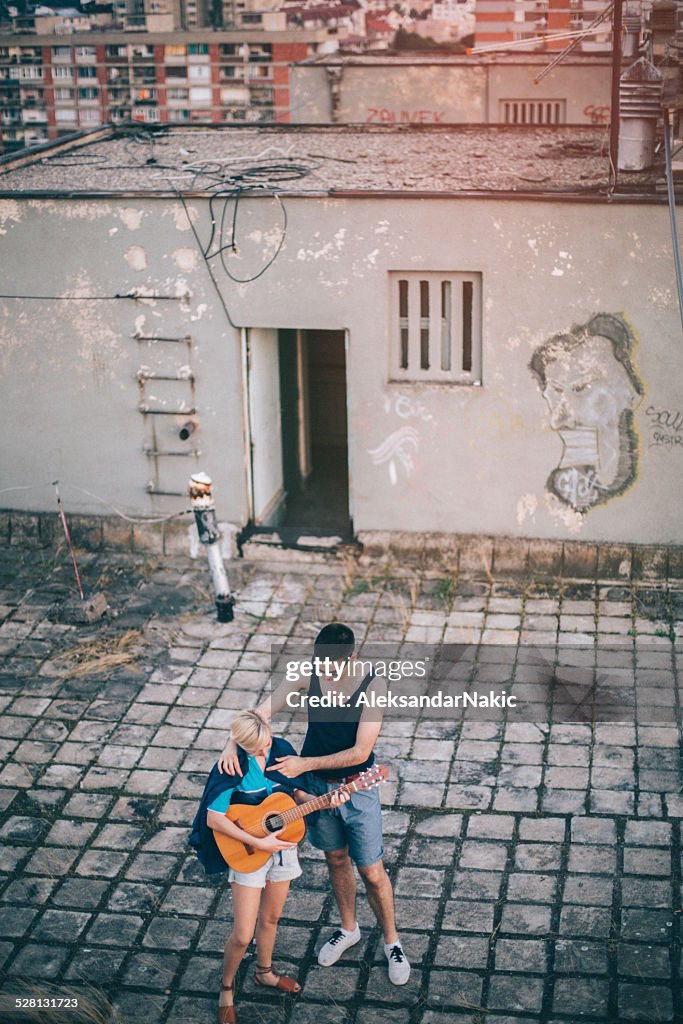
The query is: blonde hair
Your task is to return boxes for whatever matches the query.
[230,710,271,755]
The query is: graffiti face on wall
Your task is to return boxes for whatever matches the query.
[529,314,644,511]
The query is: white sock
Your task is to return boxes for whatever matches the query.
[341,923,359,936]
[384,940,402,954]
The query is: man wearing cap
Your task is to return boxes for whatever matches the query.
[218,622,411,986]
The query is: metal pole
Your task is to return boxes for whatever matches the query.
[189,473,234,623]
[609,0,624,180]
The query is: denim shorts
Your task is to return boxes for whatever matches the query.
[305,775,384,868]
[228,846,302,889]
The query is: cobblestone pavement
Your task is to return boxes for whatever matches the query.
[0,545,681,1024]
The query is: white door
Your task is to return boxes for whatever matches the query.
[246,328,285,525]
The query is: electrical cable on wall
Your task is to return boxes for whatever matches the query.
[0,481,191,524]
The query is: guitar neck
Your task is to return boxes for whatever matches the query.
[278,782,356,828]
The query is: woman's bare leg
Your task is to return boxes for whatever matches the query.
[220,883,262,1007]
[254,880,299,990]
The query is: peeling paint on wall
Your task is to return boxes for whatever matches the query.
[125,245,148,272]
[530,313,644,512]
[119,208,144,231]
[172,248,199,274]
[0,200,22,233]
[168,203,198,232]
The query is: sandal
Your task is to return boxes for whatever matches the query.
[254,964,301,994]
[217,981,236,1024]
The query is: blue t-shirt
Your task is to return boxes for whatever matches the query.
[208,755,275,815]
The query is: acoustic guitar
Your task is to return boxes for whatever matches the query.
[213,764,389,873]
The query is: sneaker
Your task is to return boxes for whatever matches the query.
[317,925,361,967]
[385,943,411,985]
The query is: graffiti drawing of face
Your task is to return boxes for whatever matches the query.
[530,315,644,511]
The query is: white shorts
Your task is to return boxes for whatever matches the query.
[228,846,302,889]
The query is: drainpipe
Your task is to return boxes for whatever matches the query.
[189,472,234,622]
[609,0,624,178]
[325,66,344,123]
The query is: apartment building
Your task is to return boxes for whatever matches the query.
[0,28,330,151]
[474,0,613,52]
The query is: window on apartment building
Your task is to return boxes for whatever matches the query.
[54,87,73,101]
[166,66,188,78]
[167,87,188,100]
[189,86,211,104]
[79,109,101,124]
[78,87,98,100]
[78,67,97,79]
[168,108,190,121]
[390,272,482,384]
[75,46,96,59]
[53,66,73,80]
[106,45,128,57]
[52,46,71,59]
[500,99,566,125]
[187,44,209,55]
[55,108,77,122]
[188,65,210,82]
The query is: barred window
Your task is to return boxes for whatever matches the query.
[390,272,482,384]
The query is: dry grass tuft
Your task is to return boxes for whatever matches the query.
[51,629,143,679]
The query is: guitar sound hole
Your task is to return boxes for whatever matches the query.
[265,814,284,833]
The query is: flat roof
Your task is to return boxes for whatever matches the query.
[0,124,661,197]
[297,51,612,66]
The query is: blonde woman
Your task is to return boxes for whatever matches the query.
[190,710,347,1024]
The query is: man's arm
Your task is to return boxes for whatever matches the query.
[217,675,309,775]
[267,680,386,779]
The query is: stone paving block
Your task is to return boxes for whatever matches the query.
[125,853,179,882]
[466,814,515,840]
[123,950,181,990]
[506,872,558,904]
[75,850,129,878]
[52,877,109,908]
[570,817,617,844]
[7,942,69,979]
[32,908,91,943]
[96,742,144,770]
[442,900,495,933]
[618,943,671,979]
[558,905,612,939]
[499,903,552,936]
[404,837,455,866]
[459,841,508,872]
[1,877,57,904]
[514,843,563,872]
[0,815,49,842]
[86,911,145,946]
[393,897,440,930]
[553,976,609,1017]
[618,983,674,1021]
[414,812,461,837]
[554,938,608,974]
[434,933,490,969]
[0,905,38,937]
[395,866,446,898]
[24,846,79,877]
[114,987,167,1019]
[488,973,544,1013]
[624,820,672,846]
[427,968,483,1009]
[108,882,162,915]
[161,884,215,917]
[143,915,200,950]
[65,946,126,984]
[567,844,616,875]
[623,847,671,877]
[621,878,671,909]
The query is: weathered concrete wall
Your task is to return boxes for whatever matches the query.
[0,197,247,524]
[0,192,681,544]
[290,62,611,125]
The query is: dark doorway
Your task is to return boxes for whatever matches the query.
[278,329,350,536]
